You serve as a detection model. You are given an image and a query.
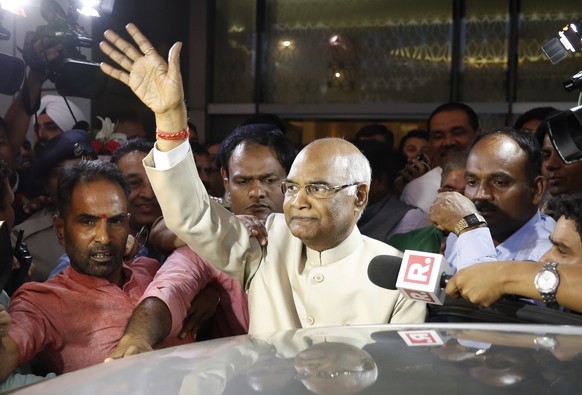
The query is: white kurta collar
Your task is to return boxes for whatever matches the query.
[305,226,361,266]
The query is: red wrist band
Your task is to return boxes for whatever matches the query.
[156,128,189,141]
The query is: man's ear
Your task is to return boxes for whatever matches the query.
[355,184,369,210]
[531,175,546,206]
[220,167,229,189]
[53,215,66,246]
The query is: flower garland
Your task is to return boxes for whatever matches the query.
[90,116,128,155]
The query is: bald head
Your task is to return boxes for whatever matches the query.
[292,138,371,186]
[284,138,371,251]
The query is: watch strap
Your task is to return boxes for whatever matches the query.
[536,262,560,308]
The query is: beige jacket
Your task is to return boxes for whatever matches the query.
[144,147,426,335]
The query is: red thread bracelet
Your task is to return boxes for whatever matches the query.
[156,128,189,141]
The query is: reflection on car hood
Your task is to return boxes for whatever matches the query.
[12,323,582,395]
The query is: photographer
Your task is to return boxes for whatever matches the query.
[3,35,88,223]
[6,35,87,146]
[5,37,61,156]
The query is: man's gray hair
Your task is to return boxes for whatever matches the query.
[344,149,372,193]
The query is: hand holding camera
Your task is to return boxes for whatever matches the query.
[22,34,64,78]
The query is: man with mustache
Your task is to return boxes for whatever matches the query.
[48,138,165,276]
[400,102,480,213]
[446,194,582,311]
[11,130,97,281]
[0,160,247,386]
[0,160,167,382]
[216,124,296,221]
[429,128,555,271]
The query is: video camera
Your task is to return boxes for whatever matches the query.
[21,0,107,98]
[542,19,582,163]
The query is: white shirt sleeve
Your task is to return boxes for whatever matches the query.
[453,227,497,271]
[152,140,190,170]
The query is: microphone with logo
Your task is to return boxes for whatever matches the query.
[367,250,453,305]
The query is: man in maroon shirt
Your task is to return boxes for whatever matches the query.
[0,160,246,383]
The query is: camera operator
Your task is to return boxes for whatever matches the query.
[3,35,87,223]
[8,36,87,143]
[4,37,63,156]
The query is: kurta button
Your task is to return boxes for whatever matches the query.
[307,316,315,325]
[313,273,324,282]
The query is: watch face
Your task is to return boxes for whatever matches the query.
[465,215,479,226]
[537,270,559,293]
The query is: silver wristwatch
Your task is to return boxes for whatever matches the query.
[534,262,560,308]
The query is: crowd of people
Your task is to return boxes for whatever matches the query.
[0,23,581,391]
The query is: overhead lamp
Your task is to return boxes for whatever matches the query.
[75,0,115,17]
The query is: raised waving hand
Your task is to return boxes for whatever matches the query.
[99,23,187,133]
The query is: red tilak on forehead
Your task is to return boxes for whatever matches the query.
[100,214,108,219]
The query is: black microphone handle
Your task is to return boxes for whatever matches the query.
[439,272,453,289]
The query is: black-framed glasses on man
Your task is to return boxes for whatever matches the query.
[281,182,361,199]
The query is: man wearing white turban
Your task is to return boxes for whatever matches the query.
[33,95,87,143]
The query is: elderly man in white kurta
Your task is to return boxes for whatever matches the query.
[98,24,426,356]
[143,137,426,334]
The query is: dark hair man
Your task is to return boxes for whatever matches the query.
[190,143,225,198]
[217,123,295,220]
[534,113,582,197]
[111,138,162,242]
[398,129,430,162]
[0,160,247,386]
[11,130,96,281]
[400,102,480,212]
[446,194,582,312]
[429,128,554,272]
[513,106,557,133]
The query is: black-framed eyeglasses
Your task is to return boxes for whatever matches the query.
[281,181,360,199]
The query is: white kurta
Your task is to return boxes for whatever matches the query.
[144,143,426,335]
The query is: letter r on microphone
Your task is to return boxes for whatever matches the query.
[404,255,434,285]
[396,250,453,305]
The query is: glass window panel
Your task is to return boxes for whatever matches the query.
[461,1,509,102]
[208,115,249,143]
[263,0,453,104]
[517,0,582,102]
[212,0,256,103]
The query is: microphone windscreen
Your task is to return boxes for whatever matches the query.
[367,255,402,290]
